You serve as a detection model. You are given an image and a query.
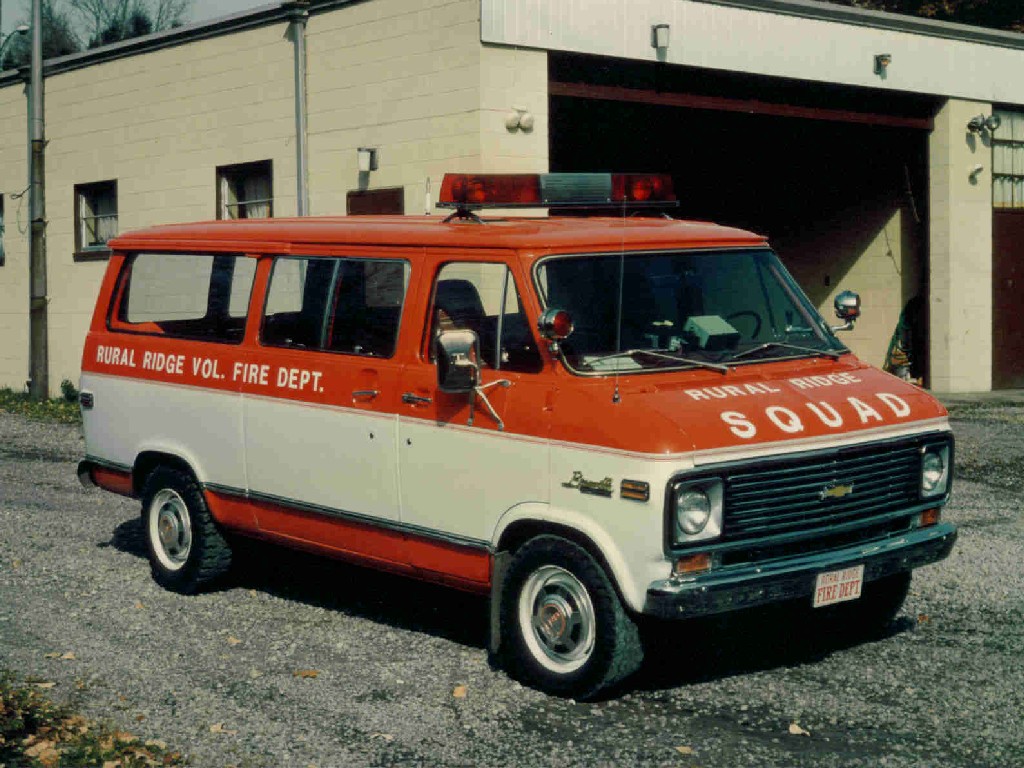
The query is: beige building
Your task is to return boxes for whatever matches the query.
[1,0,1022,394]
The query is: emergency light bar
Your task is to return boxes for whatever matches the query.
[438,173,677,210]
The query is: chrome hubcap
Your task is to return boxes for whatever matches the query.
[149,489,191,570]
[519,565,596,673]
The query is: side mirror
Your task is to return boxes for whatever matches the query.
[436,329,481,393]
[831,290,861,332]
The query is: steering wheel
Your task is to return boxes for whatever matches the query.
[726,311,762,339]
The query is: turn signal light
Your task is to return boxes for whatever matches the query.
[620,479,650,502]
[918,508,941,527]
[674,553,712,575]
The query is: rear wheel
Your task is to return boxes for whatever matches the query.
[500,536,642,699]
[141,466,232,594]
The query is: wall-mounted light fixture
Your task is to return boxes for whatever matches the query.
[505,106,534,133]
[651,24,670,51]
[966,114,1001,135]
[357,147,378,172]
[873,53,892,76]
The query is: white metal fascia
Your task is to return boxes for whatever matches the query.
[481,0,1024,106]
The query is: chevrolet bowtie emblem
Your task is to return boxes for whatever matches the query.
[820,483,854,500]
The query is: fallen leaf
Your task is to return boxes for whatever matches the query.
[917,613,930,624]
[34,681,56,689]
[44,652,60,659]
[788,722,811,737]
[227,636,242,646]
[133,601,145,610]
[452,684,467,698]
[293,669,319,679]
[249,669,262,679]
[135,714,146,722]
[249,589,258,597]
[370,733,395,741]
[59,651,76,661]
[209,722,238,735]
[674,745,694,755]
[12,559,21,569]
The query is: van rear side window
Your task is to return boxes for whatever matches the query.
[262,256,408,358]
[110,252,256,343]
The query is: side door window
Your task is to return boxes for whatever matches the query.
[430,262,542,373]
[262,256,408,358]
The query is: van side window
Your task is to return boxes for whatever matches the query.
[111,252,254,343]
[262,256,408,357]
[431,263,542,373]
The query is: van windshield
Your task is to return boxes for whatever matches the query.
[534,248,845,374]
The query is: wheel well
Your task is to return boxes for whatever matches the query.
[132,452,196,496]
[497,520,617,590]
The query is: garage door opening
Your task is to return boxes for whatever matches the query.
[549,55,935,381]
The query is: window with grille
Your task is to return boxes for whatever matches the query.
[217,160,273,219]
[993,109,1024,209]
[75,180,118,258]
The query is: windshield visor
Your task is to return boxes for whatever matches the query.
[535,248,844,374]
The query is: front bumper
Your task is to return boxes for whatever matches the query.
[644,522,957,619]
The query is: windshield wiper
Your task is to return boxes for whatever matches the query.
[584,348,729,373]
[729,341,842,361]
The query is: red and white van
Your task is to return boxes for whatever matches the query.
[78,173,955,698]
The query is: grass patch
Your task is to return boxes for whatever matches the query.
[0,671,185,767]
[0,387,81,425]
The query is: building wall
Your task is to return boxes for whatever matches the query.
[306,0,482,216]
[929,98,993,392]
[0,23,298,392]
[0,82,28,390]
[306,0,548,217]
[482,0,1024,105]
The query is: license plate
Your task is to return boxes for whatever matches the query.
[812,564,864,608]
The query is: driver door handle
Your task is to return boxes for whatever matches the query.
[402,392,432,405]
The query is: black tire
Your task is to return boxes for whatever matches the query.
[499,535,642,699]
[141,466,232,594]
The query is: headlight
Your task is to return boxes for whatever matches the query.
[676,488,711,535]
[920,445,950,498]
[672,479,723,544]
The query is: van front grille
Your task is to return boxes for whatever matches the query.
[720,436,947,544]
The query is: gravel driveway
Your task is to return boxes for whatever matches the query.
[1,403,1022,767]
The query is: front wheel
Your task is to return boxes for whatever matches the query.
[500,536,642,699]
[141,466,232,594]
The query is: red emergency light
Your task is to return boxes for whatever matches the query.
[438,173,677,210]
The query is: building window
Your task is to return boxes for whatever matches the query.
[217,160,273,219]
[993,109,1024,209]
[347,187,405,215]
[75,180,118,259]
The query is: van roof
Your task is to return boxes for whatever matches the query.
[108,215,768,254]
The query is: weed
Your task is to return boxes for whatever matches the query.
[0,388,81,424]
[0,670,186,767]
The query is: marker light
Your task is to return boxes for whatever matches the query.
[537,308,574,340]
[438,173,677,209]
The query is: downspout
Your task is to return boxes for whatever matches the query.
[286,1,310,216]
[28,0,47,399]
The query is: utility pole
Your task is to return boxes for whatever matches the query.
[28,0,47,399]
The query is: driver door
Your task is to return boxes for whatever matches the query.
[397,258,551,582]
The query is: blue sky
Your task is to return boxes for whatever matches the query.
[2,1,272,36]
